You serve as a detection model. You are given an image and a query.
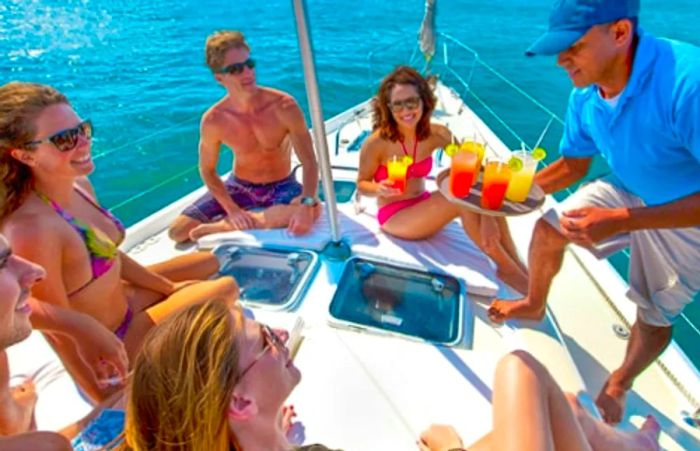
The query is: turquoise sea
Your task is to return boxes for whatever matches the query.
[1,0,699,362]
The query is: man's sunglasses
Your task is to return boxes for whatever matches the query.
[388,96,421,113]
[24,120,93,153]
[218,58,256,75]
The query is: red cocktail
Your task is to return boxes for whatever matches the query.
[481,160,512,210]
[449,150,479,198]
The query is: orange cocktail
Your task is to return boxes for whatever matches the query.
[387,157,409,193]
[481,160,512,210]
[449,150,479,198]
[460,141,485,171]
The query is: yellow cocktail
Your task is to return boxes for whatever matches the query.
[387,157,409,193]
[505,151,538,202]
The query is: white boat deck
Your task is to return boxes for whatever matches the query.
[7,82,700,450]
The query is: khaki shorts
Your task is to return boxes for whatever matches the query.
[542,175,700,327]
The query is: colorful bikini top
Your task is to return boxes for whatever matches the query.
[373,138,433,182]
[36,186,126,295]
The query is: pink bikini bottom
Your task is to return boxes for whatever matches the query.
[377,191,431,226]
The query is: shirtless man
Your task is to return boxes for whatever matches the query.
[0,234,72,450]
[168,31,320,243]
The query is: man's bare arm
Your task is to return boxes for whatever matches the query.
[280,96,318,198]
[534,156,591,194]
[198,116,240,216]
[622,191,700,231]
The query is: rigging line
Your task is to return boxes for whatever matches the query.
[93,113,201,161]
[110,165,199,212]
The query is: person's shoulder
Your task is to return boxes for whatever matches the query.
[567,85,596,108]
[430,122,451,140]
[201,100,230,131]
[263,87,300,111]
[4,205,60,249]
[653,35,700,79]
[361,130,386,151]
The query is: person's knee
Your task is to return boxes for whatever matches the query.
[533,217,567,249]
[214,275,240,300]
[168,216,198,243]
[497,350,548,379]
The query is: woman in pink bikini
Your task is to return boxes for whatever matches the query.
[357,66,528,293]
[0,82,238,401]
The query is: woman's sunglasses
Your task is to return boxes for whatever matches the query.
[218,58,256,75]
[24,120,93,153]
[388,96,421,113]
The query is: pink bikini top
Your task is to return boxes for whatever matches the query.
[373,138,433,182]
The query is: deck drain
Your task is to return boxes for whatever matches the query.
[612,323,630,339]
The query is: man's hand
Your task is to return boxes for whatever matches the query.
[560,206,629,246]
[418,424,464,451]
[72,317,129,389]
[226,210,257,230]
[288,205,316,236]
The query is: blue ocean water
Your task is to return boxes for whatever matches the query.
[1,0,699,361]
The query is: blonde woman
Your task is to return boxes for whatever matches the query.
[123,300,337,451]
[0,82,239,401]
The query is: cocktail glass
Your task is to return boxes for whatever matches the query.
[505,150,538,202]
[481,159,512,210]
[460,140,485,171]
[449,150,479,198]
[387,157,408,193]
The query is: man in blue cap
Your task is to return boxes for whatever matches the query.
[489,0,700,424]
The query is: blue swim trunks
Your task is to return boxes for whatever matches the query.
[182,172,303,223]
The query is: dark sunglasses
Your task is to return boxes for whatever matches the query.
[238,323,285,381]
[218,58,256,75]
[388,96,421,113]
[24,120,93,153]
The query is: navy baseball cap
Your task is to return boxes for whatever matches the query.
[525,0,640,56]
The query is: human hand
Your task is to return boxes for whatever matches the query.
[287,205,316,236]
[226,210,257,230]
[73,317,129,389]
[418,424,464,451]
[560,206,629,246]
[376,179,403,198]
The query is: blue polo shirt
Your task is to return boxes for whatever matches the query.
[560,29,700,206]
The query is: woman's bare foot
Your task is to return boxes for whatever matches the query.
[0,379,38,435]
[487,296,546,323]
[568,392,659,450]
[189,220,236,241]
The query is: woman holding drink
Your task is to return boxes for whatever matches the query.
[356,66,528,294]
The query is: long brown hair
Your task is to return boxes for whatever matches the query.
[371,65,436,142]
[0,82,68,222]
[123,300,242,451]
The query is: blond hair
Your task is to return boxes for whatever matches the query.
[123,300,242,451]
[0,82,68,222]
[205,30,250,73]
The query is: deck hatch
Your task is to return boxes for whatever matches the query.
[329,257,463,344]
[215,245,317,310]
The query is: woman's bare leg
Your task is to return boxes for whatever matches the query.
[458,212,529,294]
[380,192,462,240]
[490,351,591,451]
[122,276,238,360]
[146,251,220,281]
[565,393,660,451]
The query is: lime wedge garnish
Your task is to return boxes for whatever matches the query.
[445,143,459,157]
[508,156,523,172]
[402,156,413,166]
[532,147,547,161]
